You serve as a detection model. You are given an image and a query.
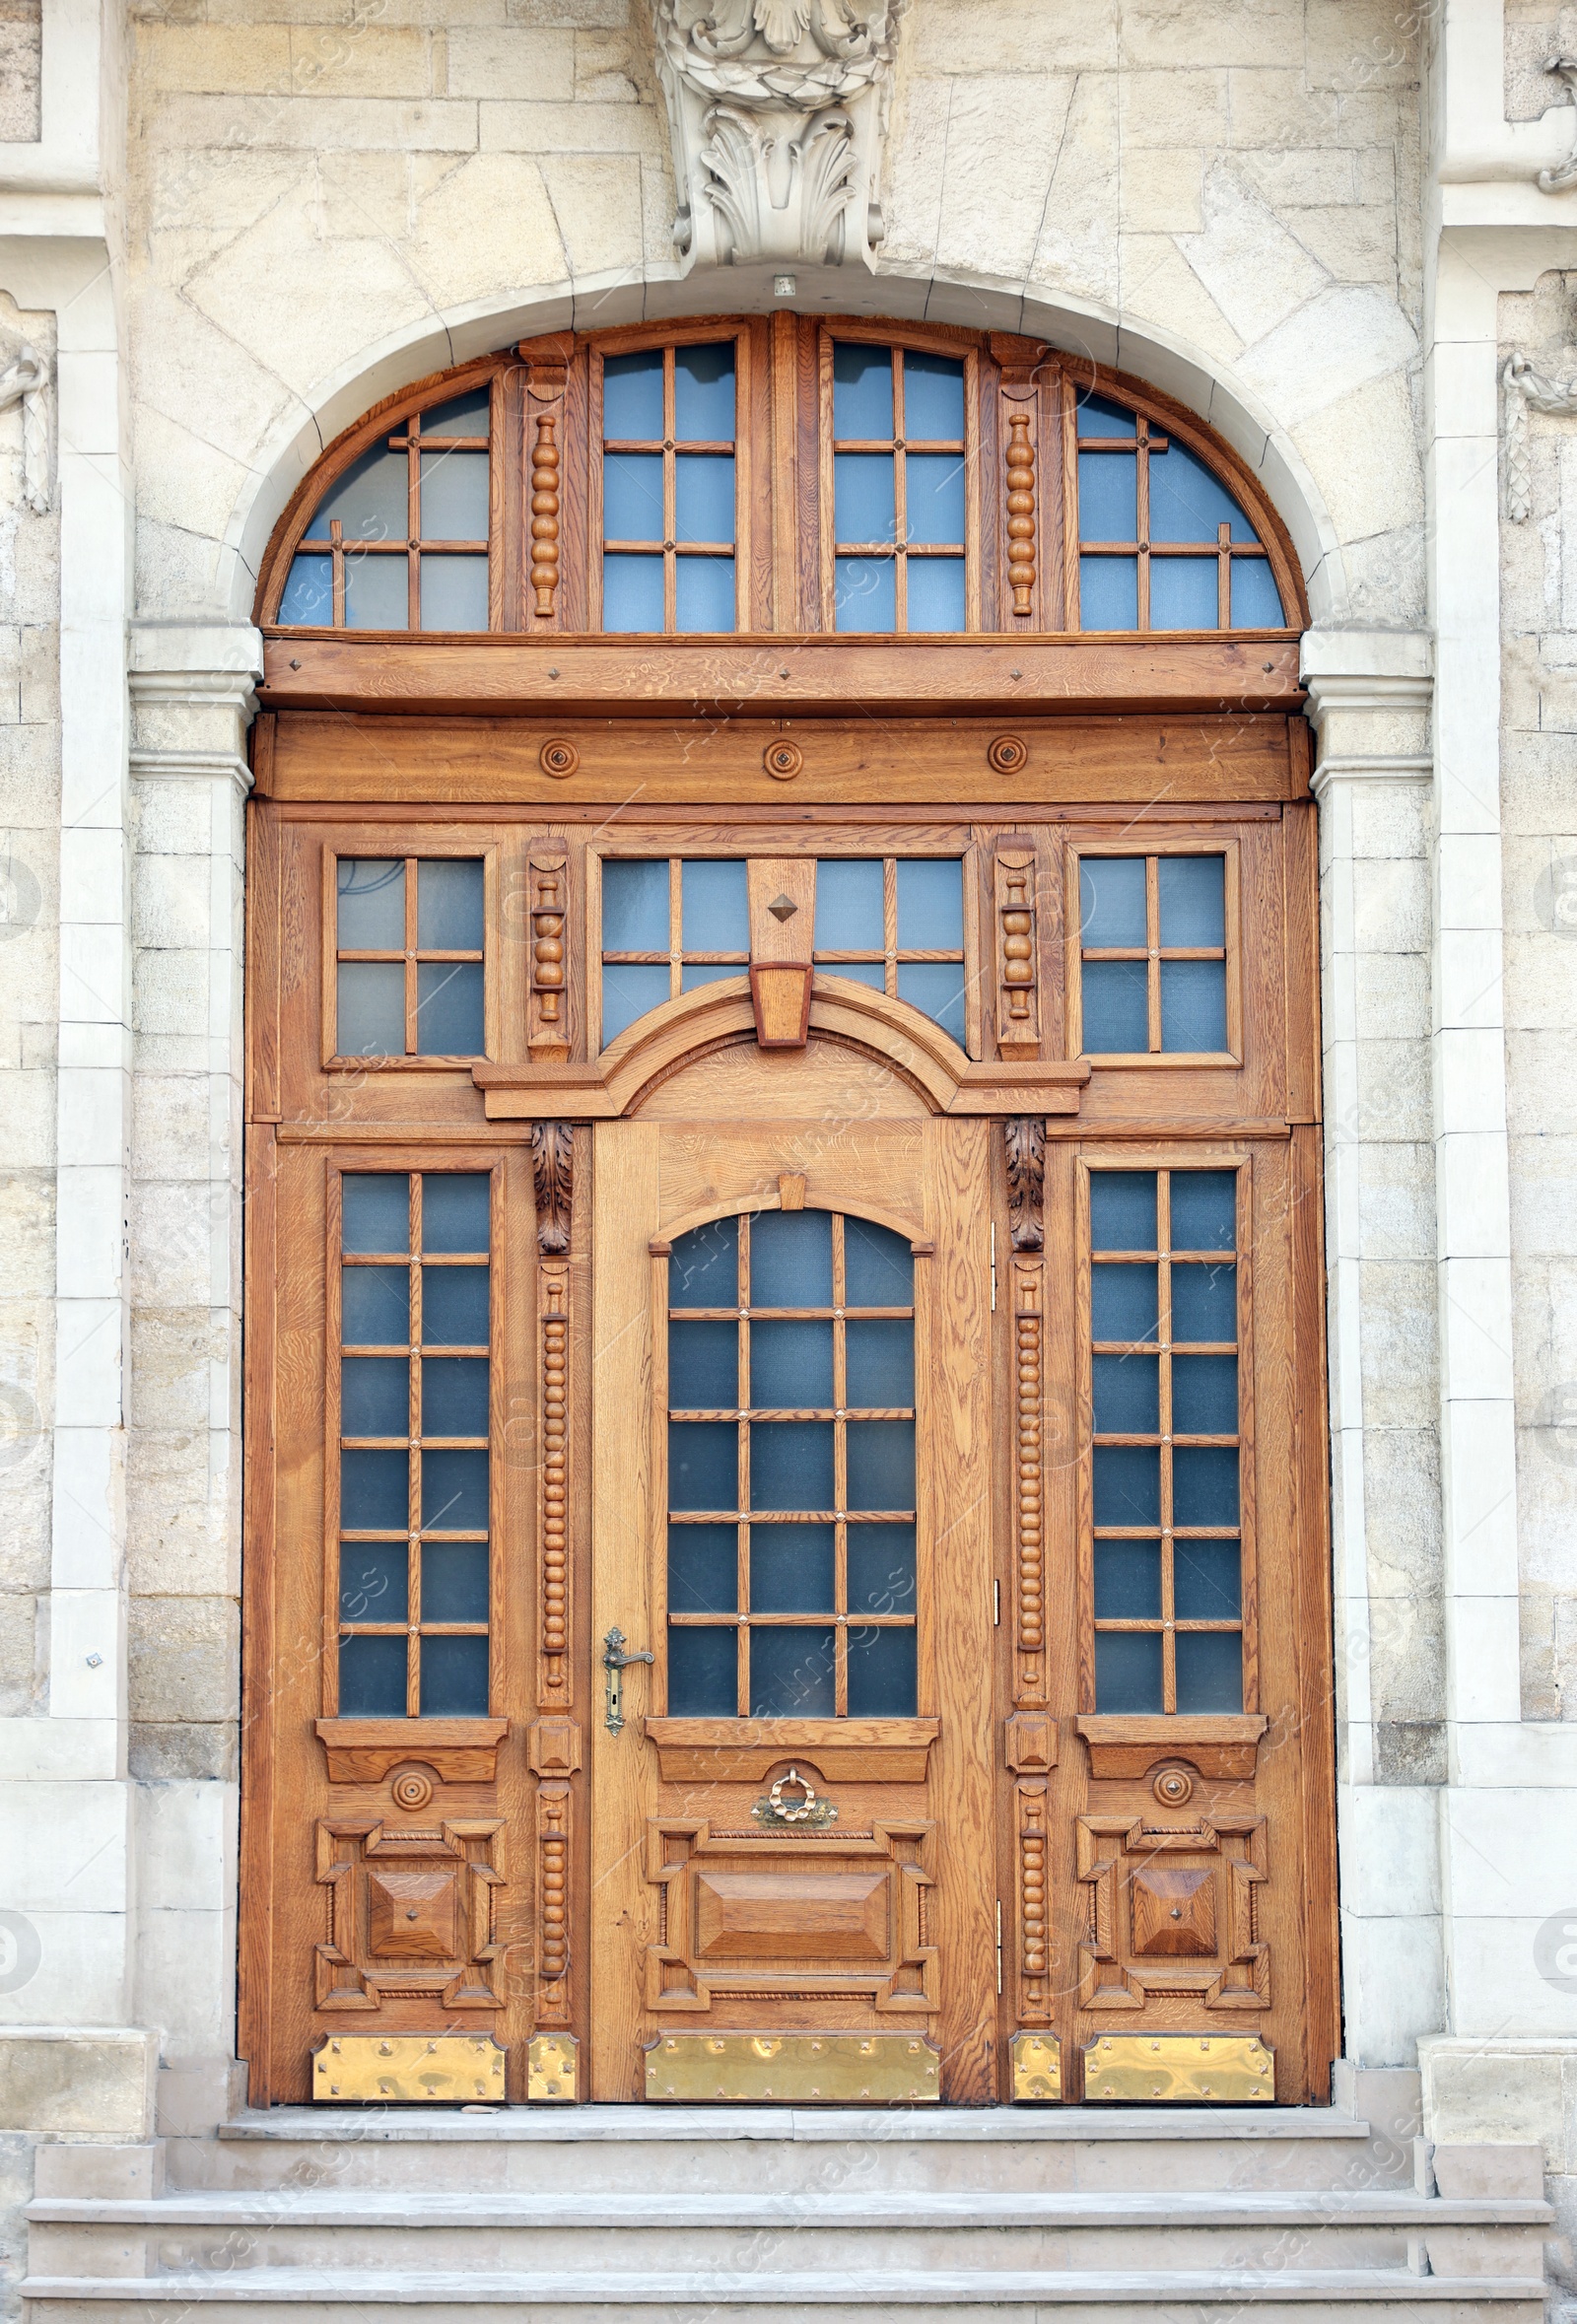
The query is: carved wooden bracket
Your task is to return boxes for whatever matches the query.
[314,1717,509,1784]
[531,1121,574,1255]
[748,856,816,1049]
[996,853,1041,1059]
[1005,1116,1045,1250]
[527,854,570,1062]
[1075,1713,1268,1781]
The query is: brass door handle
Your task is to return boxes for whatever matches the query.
[602,1627,654,1735]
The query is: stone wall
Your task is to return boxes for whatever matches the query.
[0,0,41,143]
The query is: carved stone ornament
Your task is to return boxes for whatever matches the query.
[650,0,905,269]
[1502,350,1577,522]
[0,335,52,516]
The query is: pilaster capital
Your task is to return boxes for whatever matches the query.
[1300,630,1433,797]
[126,622,263,793]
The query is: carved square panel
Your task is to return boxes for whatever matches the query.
[315,1817,506,2014]
[366,1868,462,1961]
[1076,1813,1268,2014]
[694,1868,890,1961]
[1131,1863,1216,1957]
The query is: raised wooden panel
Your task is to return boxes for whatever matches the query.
[1076,1811,1269,2016]
[314,1817,507,2013]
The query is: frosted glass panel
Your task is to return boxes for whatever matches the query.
[604,453,662,542]
[1158,855,1224,945]
[415,961,483,1055]
[1150,557,1218,630]
[1078,449,1137,541]
[906,453,964,544]
[420,448,488,540]
[906,558,965,632]
[420,1635,487,1715]
[675,342,735,440]
[835,557,896,631]
[896,858,963,949]
[338,858,404,950]
[342,1176,409,1255]
[1078,555,1137,629]
[422,1175,490,1253]
[417,858,483,950]
[902,351,964,439]
[681,858,749,952]
[1149,441,1248,542]
[279,555,332,625]
[897,963,966,1044]
[602,965,668,1043]
[847,1626,916,1716]
[675,454,734,543]
[421,387,490,438]
[751,1209,833,1307]
[668,1321,739,1410]
[1159,959,1226,1051]
[668,1625,736,1715]
[1079,856,1146,945]
[1080,960,1148,1053]
[1232,557,1285,626]
[337,963,404,1056]
[835,452,895,545]
[603,555,663,631]
[343,554,407,629]
[420,555,488,632]
[752,1523,834,1611]
[309,441,406,542]
[816,858,883,951]
[675,557,734,631]
[833,343,892,437]
[603,350,662,439]
[602,857,669,951]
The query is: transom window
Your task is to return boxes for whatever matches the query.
[814,857,966,1045]
[335,856,486,1059]
[1076,394,1283,632]
[664,1208,918,1720]
[1074,851,1231,1058]
[279,388,491,632]
[1087,1167,1243,1714]
[600,341,737,633]
[336,1172,492,1718]
[829,342,968,633]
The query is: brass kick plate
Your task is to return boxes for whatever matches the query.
[1010,2031,1062,2101]
[646,2032,940,2103]
[311,2034,506,2103]
[1082,2033,1274,2102]
[527,2033,578,2102]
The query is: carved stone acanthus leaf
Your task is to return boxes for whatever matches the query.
[1502,350,1577,523]
[531,1121,575,1254]
[1005,1117,1046,1252]
[0,336,52,516]
[1539,55,1577,193]
[650,0,903,268]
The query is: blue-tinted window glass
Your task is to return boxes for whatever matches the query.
[675,343,735,440]
[669,1216,738,1309]
[420,555,488,633]
[337,964,404,1057]
[1090,1173,1157,1253]
[902,351,965,441]
[1175,1538,1242,1620]
[897,963,967,1045]
[816,859,884,951]
[844,1219,912,1308]
[847,1523,916,1614]
[669,1526,737,1614]
[668,1624,736,1715]
[1150,557,1219,630]
[1171,1262,1236,1341]
[340,1541,407,1624]
[824,959,887,992]
[1093,1540,1161,1618]
[422,1356,489,1439]
[675,454,734,544]
[604,453,662,542]
[343,553,408,629]
[669,1321,739,1409]
[750,1420,834,1511]
[847,1419,915,1510]
[680,960,738,994]
[423,1174,490,1254]
[1175,1630,1242,1713]
[420,448,488,541]
[1232,558,1285,627]
[603,350,662,440]
[835,452,896,545]
[836,557,896,632]
[418,859,483,951]
[602,857,668,953]
[1093,1350,1160,1434]
[1173,1446,1239,1528]
[675,557,735,632]
[1170,1172,1237,1253]
[1079,556,1137,629]
[1092,1263,1158,1343]
[906,557,966,632]
[750,1320,833,1410]
[422,388,490,439]
[422,1266,487,1346]
[896,858,963,949]
[415,961,484,1054]
[339,1634,407,1717]
[1159,960,1227,1051]
[833,343,892,438]
[344,1265,410,1346]
[308,442,407,543]
[1172,1354,1238,1436]
[421,1540,489,1622]
[343,1176,410,1256]
[1158,855,1225,946]
[421,1449,488,1532]
[751,1625,836,1717]
[1148,441,1249,543]
[846,1319,914,1407]
[341,1448,408,1532]
[279,554,333,625]
[1081,961,1148,1054]
[906,454,964,544]
[1093,1444,1161,1527]
[751,1209,833,1308]
[1075,393,1136,440]
[338,854,405,944]
[342,1357,407,1438]
[601,967,667,1044]
[420,1634,488,1716]
[1095,1630,1163,1712]
[1080,856,1147,945]
[751,1523,835,1611]
[847,1625,917,1716]
[669,1421,737,1511]
[682,859,749,953]
[603,555,664,631]
[1077,449,1136,541]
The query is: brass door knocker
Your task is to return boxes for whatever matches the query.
[752,1765,838,1828]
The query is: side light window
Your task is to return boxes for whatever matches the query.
[1077,853,1229,1057]
[336,856,486,1059]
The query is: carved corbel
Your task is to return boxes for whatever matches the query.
[1503,349,1577,522]
[1540,55,1577,193]
[0,335,52,516]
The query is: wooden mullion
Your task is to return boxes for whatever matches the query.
[329,521,346,628]
[883,856,898,996]
[892,347,908,634]
[407,414,422,631]
[1135,416,1151,632]
[1217,519,1232,629]
[668,855,683,1001]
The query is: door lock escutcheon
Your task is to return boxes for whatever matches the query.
[602,1627,654,1735]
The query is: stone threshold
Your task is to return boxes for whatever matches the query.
[218,2103,1375,2145]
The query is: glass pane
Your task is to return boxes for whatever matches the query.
[339,1633,407,1717]
[337,963,405,1057]
[1093,1539,1161,1618]
[602,858,670,952]
[903,351,965,440]
[421,1540,489,1622]
[816,858,884,952]
[897,963,967,1045]
[422,1449,489,1532]
[1078,555,1138,629]
[1173,1446,1239,1527]
[342,1356,407,1438]
[675,557,735,632]
[847,1522,917,1615]
[906,557,966,632]
[1159,854,1225,947]
[1075,393,1137,440]
[341,1448,408,1531]
[603,349,662,440]
[422,1266,488,1347]
[847,1624,917,1716]
[422,1356,489,1438]
[1159,959,1227,1051]
[669,1421,737,1511]
[1175,1629,1243,1713]
[750,1421,833,1511]
[340,1540,407,1623]
[682,858,749,953]
[1172,1354,1239,1435]
[1079,855,1147,945]
[1077,448,1136,541]
[906,453,964,545]
[822,959,886,991]
[1175,1538,1242,1620]
[675,342,735,441]
[1090,1173,1157,1254]
[835,556,896,632]
[1232,557,1285,627]
[338,856,405,950]
[1092,1350,1159,1435]
[835,452,896,546]
[343,1265,410,1346]
[668,1624,737,1716]
[420,1634,488,1716]
[417,858,483,951]
[604,452,663,543]
[343,552,409,629]
[602,966,669,1043]
[422,1175,490,1254]
[846,1319,914,1407]
[1093,1444,1161,1527]
[669,1216,738,1309]
[1095,1630,1163,1713]
[415,961,484,1054]
[309,441,407,543]
[896,857,964,950]
[845,1219,913,1308]
[751,1209,832,1308]
[1171,1261,1236,1340]
[420,448,488,541]
[279,553,333,626]
[603,554,665,631]
[1150,557,1219,631]
[421,387,491,439]
[1092,1262,1158,1342]
[669,1525,737,1614]
[846,1419,915,1510]
[420,554,488,633]
[675,454,734,544]
[670,1321,739,1409]
[680,961,740,992]
[750,1320,833,1409]
[750,1625,836,1718]
[1149,440,1252,544]
[343,1176,410,1256]
[1170,1172,1237,1254]
[833,343,892,439]
[1081,960,1148,1054]
[751,1522,834,1612]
